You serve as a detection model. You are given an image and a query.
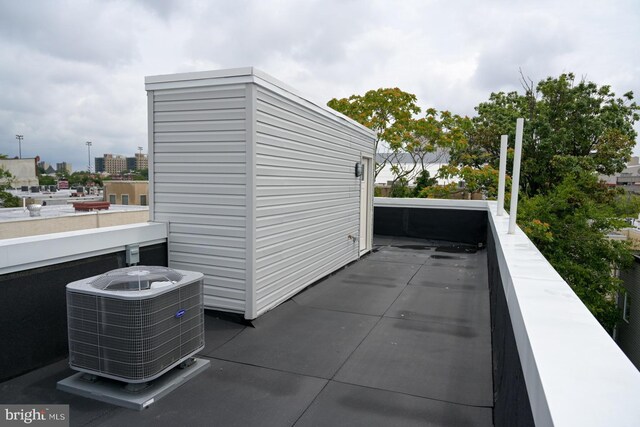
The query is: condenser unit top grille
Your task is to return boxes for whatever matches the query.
[89,266,183,291]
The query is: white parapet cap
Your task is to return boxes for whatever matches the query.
[374,197,640,427]
[0,222,167,275]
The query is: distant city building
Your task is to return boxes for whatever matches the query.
[0,158,39,188]
[126,157,136,171]
[125,153,148,171]
[56,162,72,174]
[94,157,105,173]
[135,152,148,170]
[38,161,55,174]
[600,156,640,193]
[375,150,450,186]
[101,154,127,174]
[95,152,146,175]
[104,181,149,206]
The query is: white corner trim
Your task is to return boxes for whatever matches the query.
[0,222,168,275]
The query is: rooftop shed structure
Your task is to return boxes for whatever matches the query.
[145,68,376,319]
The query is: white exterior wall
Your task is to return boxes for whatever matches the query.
[252,84,374,316]
[375,162,447,186]
[148,83,248,314]
[0,159,38,188]
[147,68,375,319]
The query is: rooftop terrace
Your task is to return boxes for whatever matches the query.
[1,199,640,426]
[0,236,492,426]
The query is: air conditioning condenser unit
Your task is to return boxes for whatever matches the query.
[65,266,205,384]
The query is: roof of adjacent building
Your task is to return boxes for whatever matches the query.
[0,204,148,223]
[376,150,450,164]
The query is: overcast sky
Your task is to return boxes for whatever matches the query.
[1,0,639,171]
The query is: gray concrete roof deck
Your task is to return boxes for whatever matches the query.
[0,235,493,426]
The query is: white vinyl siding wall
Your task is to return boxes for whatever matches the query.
[147,68,375,319]
[253,86,374,315]
[150,84,248,313]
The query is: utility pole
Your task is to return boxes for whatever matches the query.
[86,141,92,173]
[15,134,23,158]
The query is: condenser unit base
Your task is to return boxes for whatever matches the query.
[57,357,210,411]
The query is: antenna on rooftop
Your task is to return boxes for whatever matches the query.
[15,135,23,159]
[86,141,92,173]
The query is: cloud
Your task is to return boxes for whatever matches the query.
[0,0,139,67]
[0,0,639,168]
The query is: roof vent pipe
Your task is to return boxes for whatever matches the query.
[27,203,42,217]
[496,134,508,216]
[508,118,524,234]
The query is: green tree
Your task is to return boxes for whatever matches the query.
[451,73,640,330]
[612,191,640,218]
[328,88,421,179]
[0,160,20,207]
[389,177,412,198]
[518,170,633,331]
[68,172,102,187]
[38,175,57,186]
[463,73,638,196]
[328,90,469,193]
[417,182,460,199]
[413,170,437,196]
[129,169,149,181]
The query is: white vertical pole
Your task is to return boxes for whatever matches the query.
[508,118,524,234]
[496,135,508,216]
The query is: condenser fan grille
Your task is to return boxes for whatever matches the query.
[89,266,184,291]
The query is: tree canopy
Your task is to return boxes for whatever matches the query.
[518,170,633,330]
[457,73,639,197]
[449,73,639,331]
[328,73,640,331]
[327,89,468,191]
[0,157,20,207]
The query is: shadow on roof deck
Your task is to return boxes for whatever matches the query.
[0,236,493,427]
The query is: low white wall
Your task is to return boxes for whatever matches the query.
[0,222,167,275]
[0,209,150,239]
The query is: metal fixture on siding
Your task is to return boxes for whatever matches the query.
[126,244,140,266]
